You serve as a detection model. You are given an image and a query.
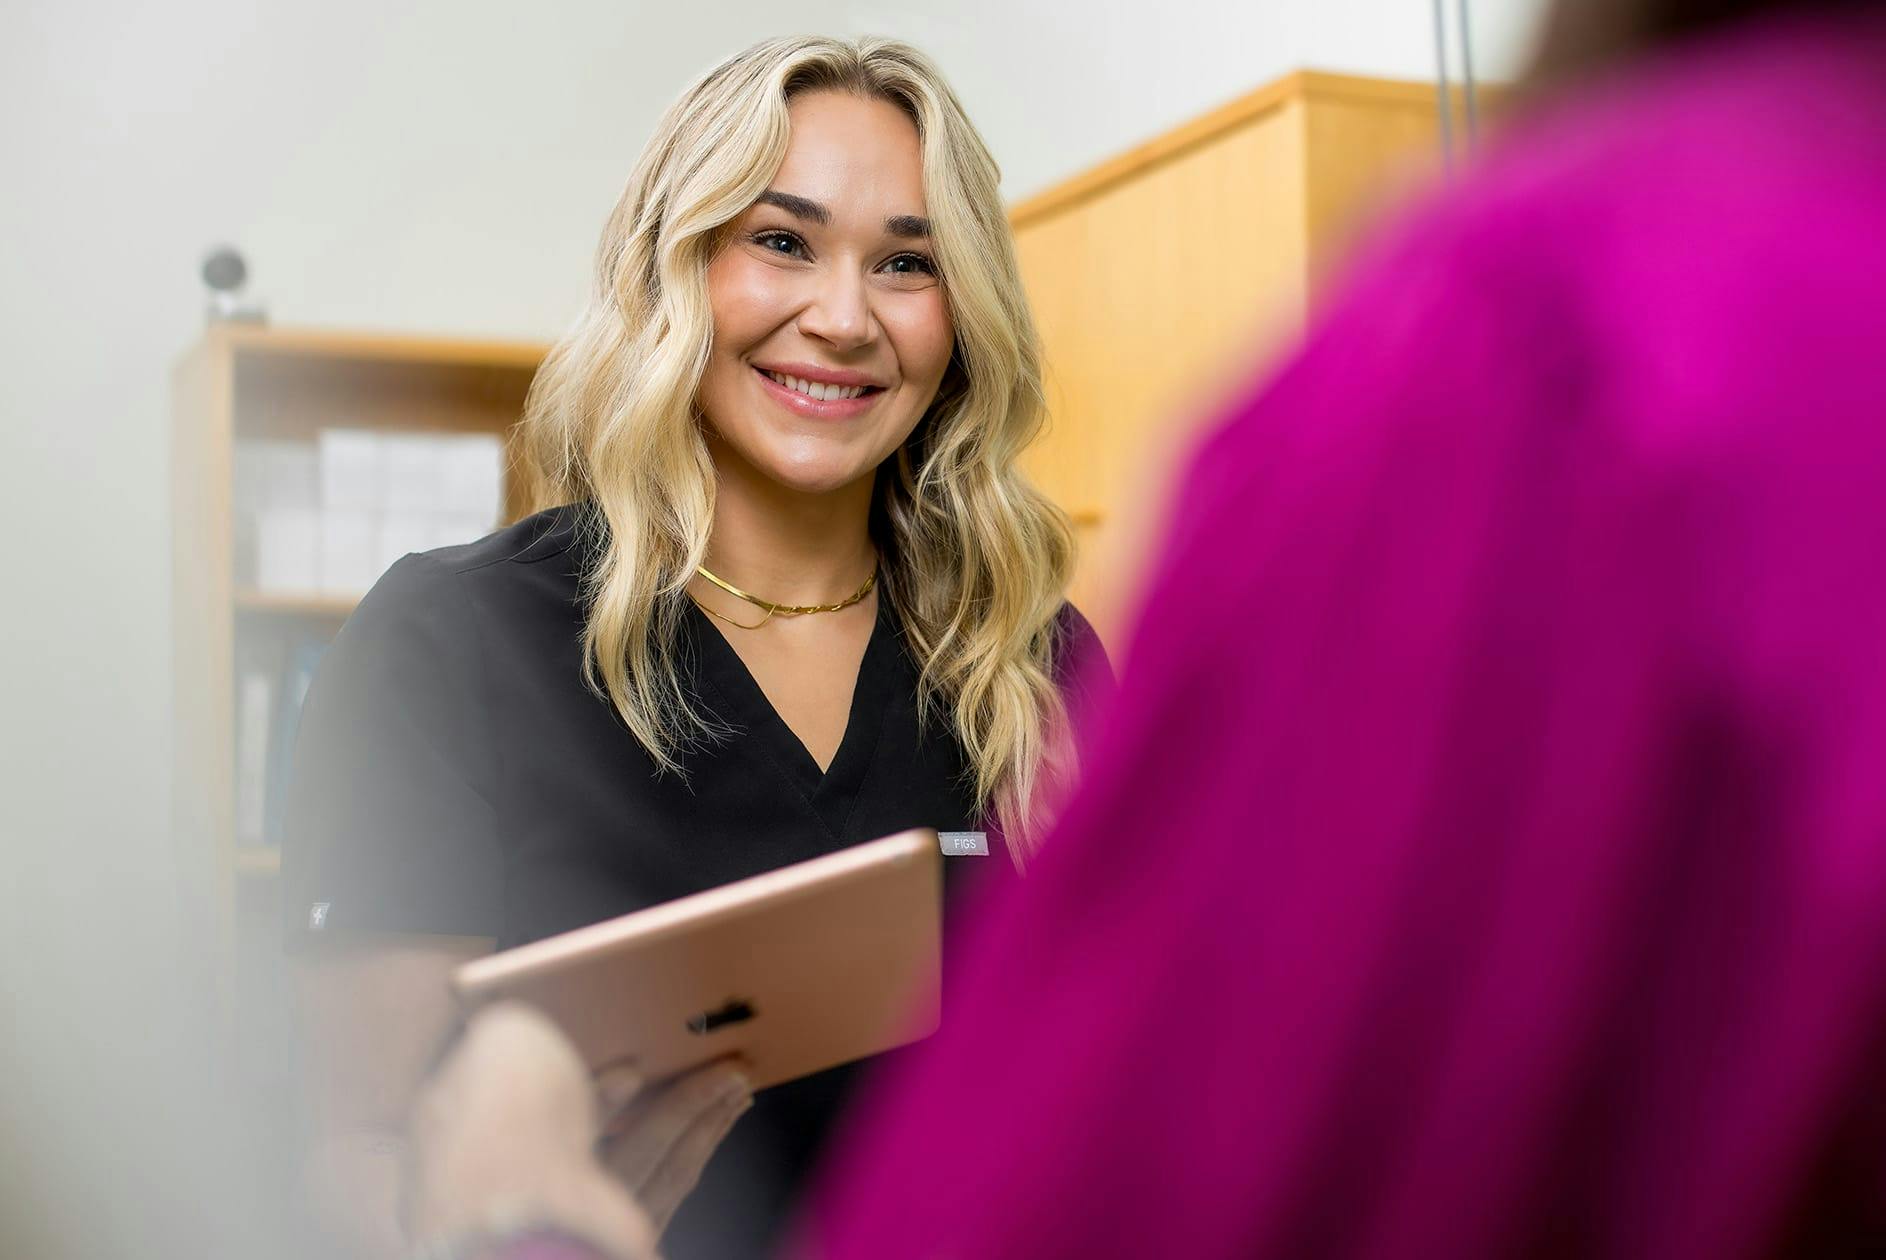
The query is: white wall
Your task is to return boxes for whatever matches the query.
[0,1,1550,1251]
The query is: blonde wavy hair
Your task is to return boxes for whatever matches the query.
[518,36,1077,853]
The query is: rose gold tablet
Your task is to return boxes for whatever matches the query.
[452,829,943,1091]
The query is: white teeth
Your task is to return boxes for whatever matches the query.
[763,370,868,402]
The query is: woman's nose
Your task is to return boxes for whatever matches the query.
[797,268,876,352]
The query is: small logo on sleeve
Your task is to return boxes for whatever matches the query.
[309,902,331,931]
[938,831,989,857]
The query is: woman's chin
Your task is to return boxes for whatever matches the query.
[747,454,877,499]
[770,471,868,498]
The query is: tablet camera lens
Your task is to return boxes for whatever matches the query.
[688,998,757,1035]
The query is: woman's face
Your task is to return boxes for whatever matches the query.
[698,90,954,498]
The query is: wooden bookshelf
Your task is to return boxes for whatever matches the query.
[234,847,284,877]
[171,326,547,1036]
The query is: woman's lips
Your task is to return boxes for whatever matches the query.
[752,365,884,419]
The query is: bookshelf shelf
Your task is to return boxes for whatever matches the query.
[235,848,283,876]
[234,589,361,620]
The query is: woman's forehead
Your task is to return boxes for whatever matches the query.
[771,90,927,225]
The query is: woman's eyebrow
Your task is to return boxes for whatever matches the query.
[755,190,931,239]
[757,190,830,225]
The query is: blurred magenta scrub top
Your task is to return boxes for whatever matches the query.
[801,10,1886,1259]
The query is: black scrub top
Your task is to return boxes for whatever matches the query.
[281,502,1105,1259]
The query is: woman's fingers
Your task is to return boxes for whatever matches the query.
[637,1087,755,1234]
[601,1060,753,1196]
[594,1060,647,1134]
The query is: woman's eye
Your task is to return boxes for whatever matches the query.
[752,231,807,258]
[881,252,938,277]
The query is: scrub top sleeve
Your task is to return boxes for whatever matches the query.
[281,553,504,949]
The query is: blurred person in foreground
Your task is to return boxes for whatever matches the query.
[404,0,1886,1256]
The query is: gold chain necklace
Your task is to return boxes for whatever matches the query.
[691,563,877,631]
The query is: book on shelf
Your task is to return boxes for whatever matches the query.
[262,635,327,848]
[234,666,273,847]
[233,630,329,854]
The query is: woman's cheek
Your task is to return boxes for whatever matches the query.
[885,293,955,387]
[709,256,796,341]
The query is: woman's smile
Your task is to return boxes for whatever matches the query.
[750,361,889,419]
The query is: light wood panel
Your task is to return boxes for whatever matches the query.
[1014,98,1313,625]
[1301,77,1499,289]
[1008,70,1497,640]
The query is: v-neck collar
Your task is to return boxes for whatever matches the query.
[686,592,900,842]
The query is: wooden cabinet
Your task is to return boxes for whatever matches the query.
[1012,71,1473,639]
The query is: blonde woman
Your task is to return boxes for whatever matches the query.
[283,36,1105,1260]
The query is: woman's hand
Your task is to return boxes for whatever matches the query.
[594,1052,755,1236]
[406,1002,754,1256]
[406,1003,657,1258]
